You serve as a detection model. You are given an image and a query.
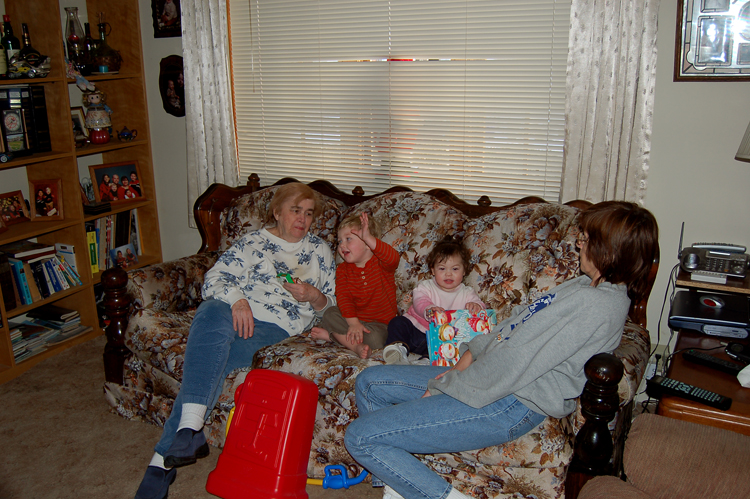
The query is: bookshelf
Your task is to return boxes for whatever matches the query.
[0,0,162,383]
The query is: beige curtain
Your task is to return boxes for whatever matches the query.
[561,0,660,204]
[182,0,239,227]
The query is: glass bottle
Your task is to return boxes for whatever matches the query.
[80,23,98,76]
[0,23,7,76]
[92,22,122,73]
[64,7,85,70]
[19,24,42,67]
[1,15,20,66]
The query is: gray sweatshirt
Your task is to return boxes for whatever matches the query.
[427,275,629,418]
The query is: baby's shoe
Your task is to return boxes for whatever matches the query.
[383,342,409,365]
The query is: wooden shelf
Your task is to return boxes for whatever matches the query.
[0,0,162,384]
[676,269,750,295]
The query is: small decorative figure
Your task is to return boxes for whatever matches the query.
[83,90,113,144]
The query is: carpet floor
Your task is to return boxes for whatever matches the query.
[0,334,381,499]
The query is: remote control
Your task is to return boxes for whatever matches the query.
[646,375,732,411]
[682,349,745,375]
[726,343,750,364]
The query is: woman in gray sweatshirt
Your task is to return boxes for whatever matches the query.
[345,201,659,499]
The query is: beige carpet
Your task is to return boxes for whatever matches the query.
[0,335,381,499]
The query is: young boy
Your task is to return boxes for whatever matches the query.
[310,212,399,358]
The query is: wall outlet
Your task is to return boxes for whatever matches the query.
[635,344,671,408]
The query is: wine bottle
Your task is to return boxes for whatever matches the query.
[0,22,7,76]
[19,23,42,67]
[80,23,98,76]
[1,15,20,66]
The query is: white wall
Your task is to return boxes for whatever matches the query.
[138,0,201,261]
[644,0,750,345]
[144,0,750,348]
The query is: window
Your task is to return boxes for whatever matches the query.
[229,0,571,205]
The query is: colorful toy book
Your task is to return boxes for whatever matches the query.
[426,309,497,366]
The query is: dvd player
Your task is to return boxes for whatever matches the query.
[668,291,749,339]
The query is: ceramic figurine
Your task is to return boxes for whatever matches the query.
[83,90,113,144]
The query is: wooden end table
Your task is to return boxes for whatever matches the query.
[657,329,750,435]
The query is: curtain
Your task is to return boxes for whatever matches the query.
[182,0,239,227]
[561,0,660,204]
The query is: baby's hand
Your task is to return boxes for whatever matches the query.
[346,322,368,345]
[466,302,483,316]
[426,306,445,319]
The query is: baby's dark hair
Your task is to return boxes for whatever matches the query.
[426,234,472,273]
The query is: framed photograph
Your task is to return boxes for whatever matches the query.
[0,190,30,225]
[71,107,88,138]
[152,0,182,38]
[89,161,143,204]
[159,55,185,117]
[110,243,139,269]
[29,178,64,220]
[675,0,750,80]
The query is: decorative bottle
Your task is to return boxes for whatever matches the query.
[19,24,42,67]
[0,22,7,76]
[1,15,20,66]
[64,7,85,70]
[92,18,122,73]
[80,23,98,76]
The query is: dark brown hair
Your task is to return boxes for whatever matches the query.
[426,235,472,275]
[267,182,323,224]
[578,201,659,302]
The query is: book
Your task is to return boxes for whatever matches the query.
[58,255,83,286]
[426,309,497,366]
[51,256,73,289]
[43,258,63,293]
[87,229,99,274]
[8,258,32,305]
[28,259,50,299]
[130,209,141,255]
[22,261,43,302]
[0,239,55,260]
[26,303,80,322]
[0,250,17,310]
[55,243,77,273]
[40,259,56,295]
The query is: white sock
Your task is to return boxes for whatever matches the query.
[177,403,207,431]
[149,452,167,470]
[446,487,471,499]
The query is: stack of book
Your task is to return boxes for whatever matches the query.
[85,209,141,274]
[0,240,83,307]
[9,321,59,362]
[24,304,87,344]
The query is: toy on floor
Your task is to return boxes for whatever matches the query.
[306,465,368,489]
[206,369,319,499]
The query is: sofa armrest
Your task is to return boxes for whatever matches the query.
[102,251,220,384]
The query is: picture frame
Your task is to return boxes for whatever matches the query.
[29,178,64,221]
[159,55,185,117]
[675,0,750,81]
[0,190,30,225]
[89,161,143,204]
[110,243,139,269]
[71,106,88,138]
[152,0,182,38]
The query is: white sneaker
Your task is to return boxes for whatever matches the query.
[383,485,405,499]
[383,343,410,365]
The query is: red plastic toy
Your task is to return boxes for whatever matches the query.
[206,369,319,499]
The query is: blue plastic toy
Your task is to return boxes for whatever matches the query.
[306,465,368,489]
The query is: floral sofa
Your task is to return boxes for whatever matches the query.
[102,177,654,499]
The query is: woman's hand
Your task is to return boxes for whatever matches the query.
[466,302,483,316]
[283,280,327,310]
[232,299,255,339]
[434,350,473,380]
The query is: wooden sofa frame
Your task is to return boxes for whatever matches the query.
[101,173,658,499]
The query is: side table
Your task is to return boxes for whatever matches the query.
[657,329,750,435]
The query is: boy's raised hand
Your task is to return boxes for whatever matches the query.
[351,212,377,248]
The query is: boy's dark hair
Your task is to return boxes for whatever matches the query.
[578,201,659,302]
[426,234,472,274]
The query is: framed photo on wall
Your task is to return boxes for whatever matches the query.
[89,161,143,204]
[675,0,750,80]
[159,55,185,117]
[29,178,64,220]
[0,190,30,225]
[152,0,182,38]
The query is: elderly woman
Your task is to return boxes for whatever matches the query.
[345,201,659,499]
[135,183,336,499]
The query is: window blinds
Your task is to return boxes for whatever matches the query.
[229,0,571,205]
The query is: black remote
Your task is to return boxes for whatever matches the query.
[646,375,732,411]
[682,349,745,375]
[726,343,750,364]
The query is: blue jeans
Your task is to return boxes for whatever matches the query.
[154,299,289,456]
[345,365,546,499]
